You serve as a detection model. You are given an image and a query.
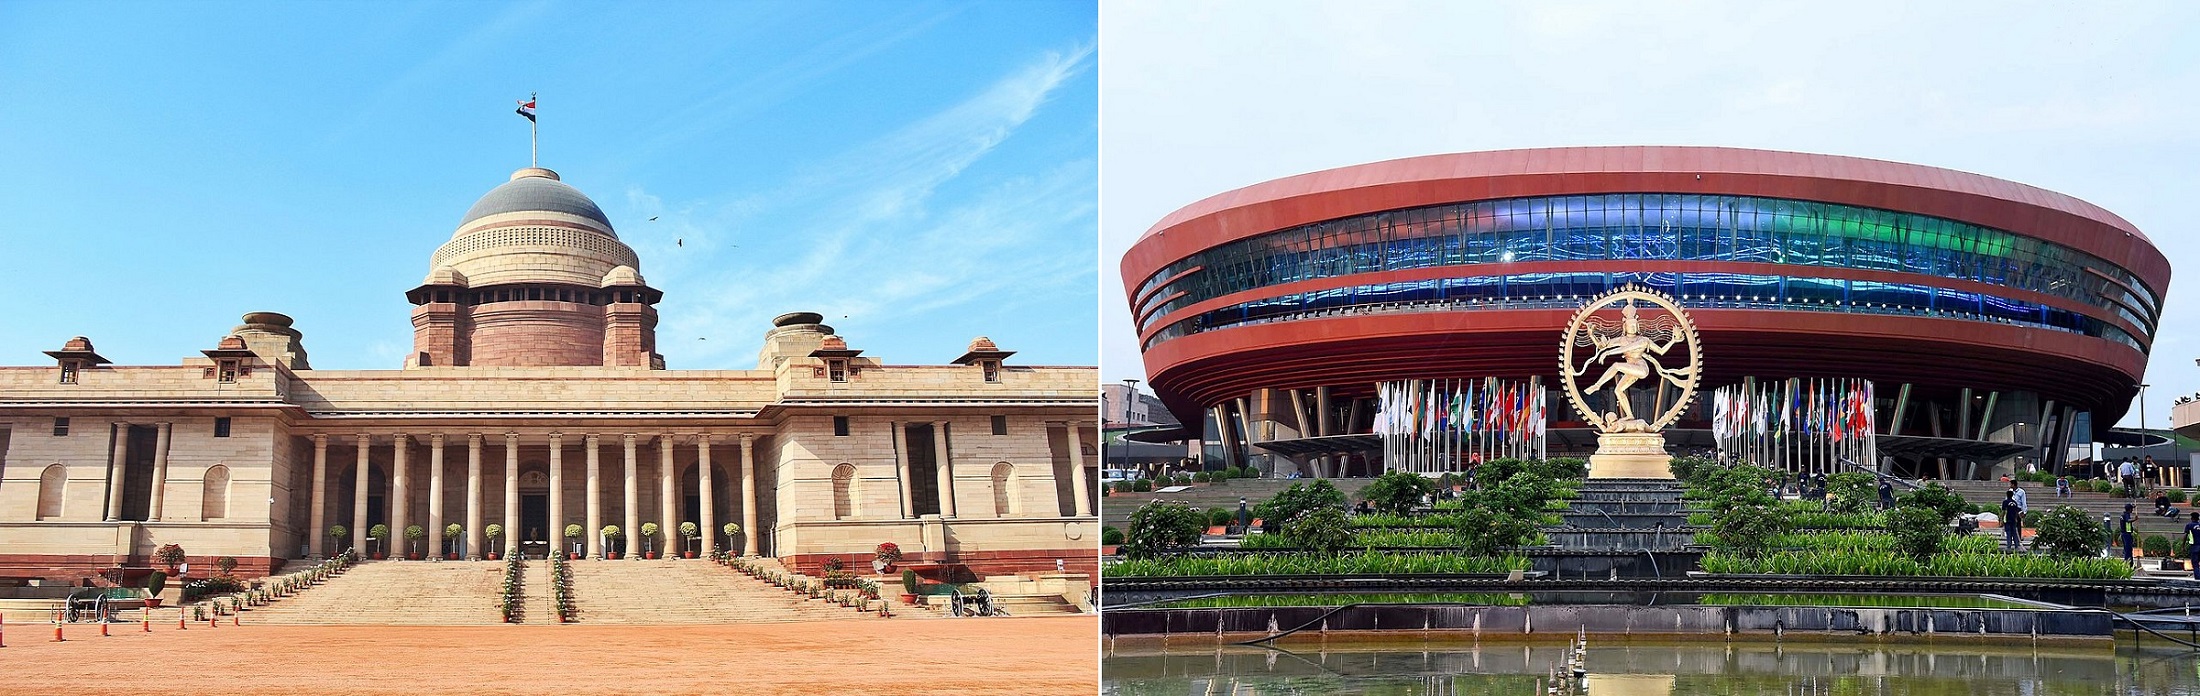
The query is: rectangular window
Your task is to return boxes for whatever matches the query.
[52,417,69,436]
[217,360,238,383]
[59,362,78,384]
[982,360,1000,383]
[828,359,849,383]
[991,415,1008,435]
[214,417,231,438]
[833,416,850,437]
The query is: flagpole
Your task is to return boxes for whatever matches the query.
[530,92,539,168]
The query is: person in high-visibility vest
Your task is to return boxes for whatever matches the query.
[2184,512,2200,581]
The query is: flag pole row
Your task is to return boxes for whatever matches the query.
[1373,377,1548,473]
[1710,377,1877,476]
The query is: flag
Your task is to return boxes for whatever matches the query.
[516,97,537,122]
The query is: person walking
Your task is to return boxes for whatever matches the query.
[2000,492,2024,552]
[1877,478,1896,511]
[2185,512,2200,580]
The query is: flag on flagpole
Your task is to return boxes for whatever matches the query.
[516,97,537,122]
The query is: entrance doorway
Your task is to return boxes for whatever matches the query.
[521,494,548,558]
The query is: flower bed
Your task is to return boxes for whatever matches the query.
[549,552,574,622]
[499,552,525,623]
[1698,550,2132,580]
[1103,550,1532,578]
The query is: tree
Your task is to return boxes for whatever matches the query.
[1711,504,1788,558]
[1885,506,1946,560]
[1456,506,1537,556]
[2030,505,2107,558]
[1255,480,1346,528]
[1361,471,1435,516]
[1895,483,1969,524]
[404,525,425,558]
[1122,501,1205,560]
[1282,507,1354,556]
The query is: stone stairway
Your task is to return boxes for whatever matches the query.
[988,593,1081,616]
[566,559,862,624]
[1941,479,2194,540]
[246,561,503,625]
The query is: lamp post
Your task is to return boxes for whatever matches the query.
[1120,379,1140,478]
[2139,383,2151,463]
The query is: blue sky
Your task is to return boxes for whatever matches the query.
[1101,1,2200,429]
[0,1,1096,370]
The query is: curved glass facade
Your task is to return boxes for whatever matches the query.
[1133,194,2159,347]
[1140,270,2143,352]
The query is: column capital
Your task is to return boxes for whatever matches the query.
[622,433,638,444]
[584,433,601,445]
[430,433,446,446]
[468,433,484,444]
[548,432,564,442]
[393,433,410,445]
[355,432,372,445]
[739,433,756,445]
[504,432,521,444]
[313,433,329,446]
[697,433,716,444]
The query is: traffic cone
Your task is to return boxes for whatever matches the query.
[51,623,63,642]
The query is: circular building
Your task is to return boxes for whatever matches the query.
[1120,146,2168,480]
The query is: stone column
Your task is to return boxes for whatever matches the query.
[585,435,603,559]
[105,422,130,521]
[740,434,759,556]
[659,434,679,559]
[932,421,957,518]
[549,433,565,558]
[503,432,520,558]
[466,434,483,560]
[697,434,716,557]
[309,434,329,557]
[1066,422,1091,517]
[622,434,640,559]
[351,433,370,555]
[147,422,172,521]
[891,422,914,518]
[428,434,446,560]
[391,434,410,558]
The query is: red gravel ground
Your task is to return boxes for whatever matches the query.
[0,615,1098,695]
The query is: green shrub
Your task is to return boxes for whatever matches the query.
[2175,534,2193,558]
[1102,550,1531,577]
[1667,455,1717,483]
[1455,506,1538,557]
[2144,534,2172,558]
[1256,480,1346,528]
[2031,505,2107,558]
[1826,472,1878,513]
[1192,471,1210,483]
[1132,479,1153,492]
[1100,526,1124,546]
[216,556,238,575]
[1122,501,1205,560]
[1710,505,1789,557]
[145,570,167,597]
[2169,490,2189,504]
[901,569,919,596]
[1282,507,1354,556]
[1894,483,1968,524]
[1360,470,1435,516]
[1886,506,1946,561]
[1205,507,1234,527]
[1700,550,2131,579]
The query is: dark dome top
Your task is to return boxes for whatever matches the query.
[459,168,615,234]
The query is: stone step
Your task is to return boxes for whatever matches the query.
[245,560,504,626]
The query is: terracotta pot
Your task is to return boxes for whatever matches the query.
[900,594,917,604]
[646,552,658,559]
[373,553,385,560]
[407,553,420,560]
[684,551,696,559]
[446,553,458,560]
[487,553,500,561]
[608,552,622,560]
[143,597,163,609]
[569,552,581,560]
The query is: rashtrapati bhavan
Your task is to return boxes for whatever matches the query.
[0,166,1100,583]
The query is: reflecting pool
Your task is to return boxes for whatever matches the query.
[1103,640,2200,695]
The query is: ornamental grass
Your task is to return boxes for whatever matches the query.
[1102,550,1530,578]
[1699,550,2131,580]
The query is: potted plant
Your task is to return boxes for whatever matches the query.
[484,524,504,561]
[678,522,699,558]
[601,525,623,560]
[900,568,920,604]
[143,570,167,609]
[442,524,463,560]
[564,524,584,559]
[723,522,742,556]
[640,522,659,559]
[216,556,238,576]
[874,542,902,574]
[368,524,391,560]
[404,525,425,560]
[154,543,187,574]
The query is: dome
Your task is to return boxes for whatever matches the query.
[458,168,615,234]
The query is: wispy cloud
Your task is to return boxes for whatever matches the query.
[633,42,1096,368]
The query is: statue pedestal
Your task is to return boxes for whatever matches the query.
[1588,432,1674,479]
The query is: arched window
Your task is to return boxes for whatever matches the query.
[201,464,230,520]
[990,462,1014,517]
[36,464,65,520]
[831,463,856,520]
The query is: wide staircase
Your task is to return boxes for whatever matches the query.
[566,559,855,624]
[247,561,503,625]
[1941,479,2194,540]
[1550,478,1694,551]
[1100,477,1377,528]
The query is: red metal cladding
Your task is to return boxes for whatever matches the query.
[1122,147,2166,428]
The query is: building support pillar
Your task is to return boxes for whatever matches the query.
[105,422,130,522]
[503,433,520,558]
[466,434,483,560]
[891,423,914,518]
[697,434,716,558]
[585,435,603,559]
[428,434,445,560]
[933,421,957,518]
[309,434,329,558]
[351,433,370,555]
[548,433,565,558]
[390,434,410,559]
[147,422,172,521]
[658,434,679,559]
[1066,422,1091,517]
[740,434,758,556]
[623,434,640,560]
